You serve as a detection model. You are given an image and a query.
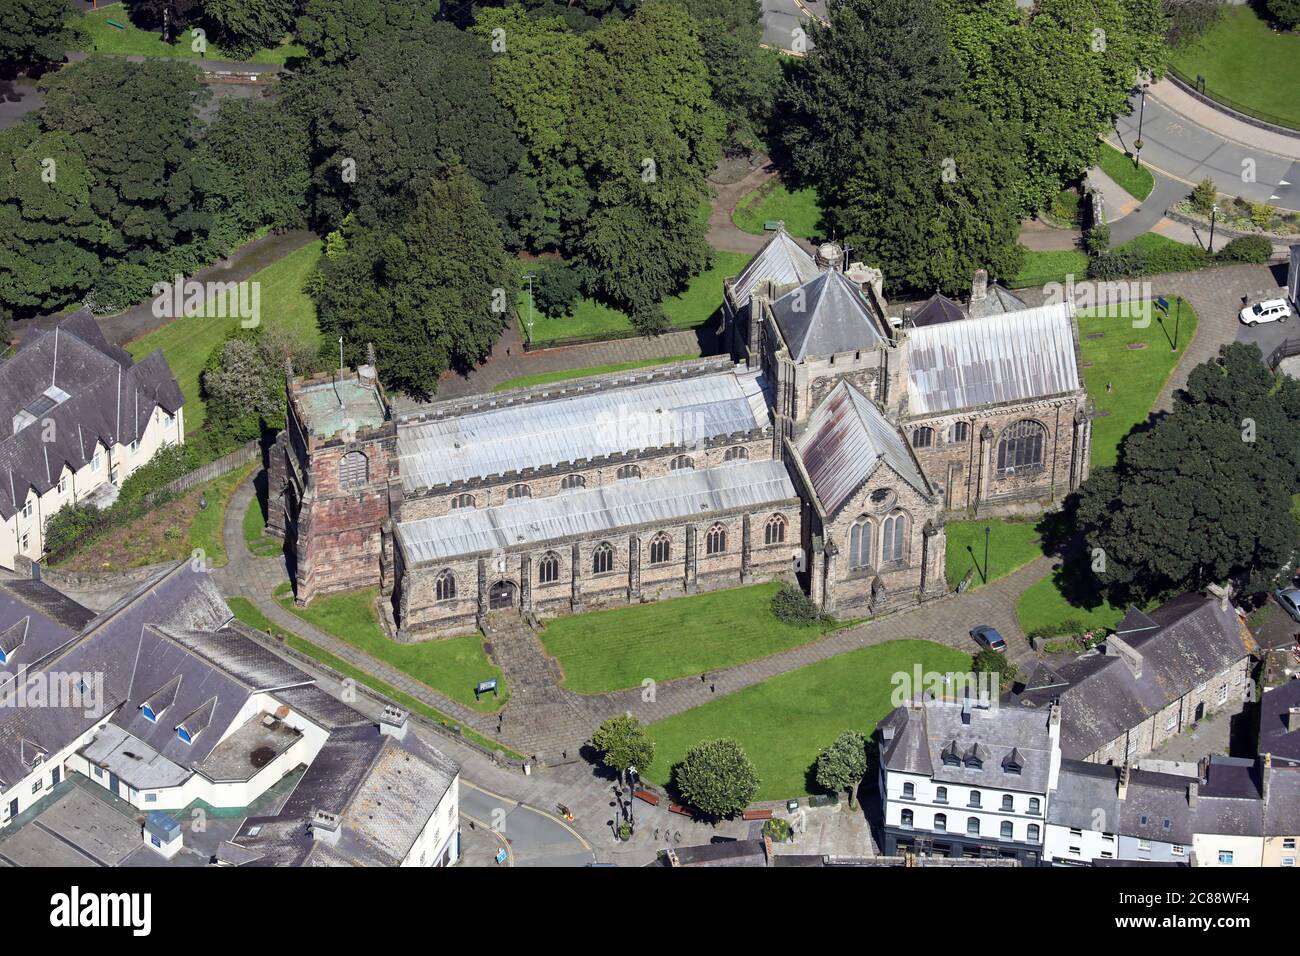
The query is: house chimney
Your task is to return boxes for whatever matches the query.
[970,268,988,303]
[311,809,341,845]
[1207,582,1232,611]
[379,705,408,741]
[1197,756,1210,783]
[1048,702,1061,728]
[1289,707,1300,732]
[1262,752,1272,805]
[1117,764,1131,802]
[961,698,973,725]
[1187,781,1198,809]
[1105,633,1144,679]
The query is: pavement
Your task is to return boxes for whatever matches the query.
[0,77,42,132]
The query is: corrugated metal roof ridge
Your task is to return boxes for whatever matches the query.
[728,227,820,304]
[906,302,1080,416]
[395,459,798,565]
[396,367,771,491]
[795,381,929,517]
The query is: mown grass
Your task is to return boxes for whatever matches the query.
[126,240,323,434]
[72,3,305,64]
[226,597,523,759]
[944,519,1043,592]
[1010,248,1090,289]
[1077,297,1197,469]
[1096,142,1154,201]
[519,251,750,347]
[644,640,972,801]
[732,181,824,238]
[280,587,508,713]
[538,582,836,694]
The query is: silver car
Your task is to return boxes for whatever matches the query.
[1275,587,1300,623]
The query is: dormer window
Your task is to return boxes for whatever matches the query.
[1002,747,1024,775]
[139,676,181,724]
[175,697,216,746]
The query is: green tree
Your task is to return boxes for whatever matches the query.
[201,331,283,448]
[570,2,723,316]
[779,0,962,190]
[309,23,530,243]
[674,738,760,819]
[202,0,296,57]
[1268,0,1300,29]
[829,99,1024,295]
[1076,343,1300,605]
[814,730,868,808]
[0,0,74,71]
[311,171,516,397]
[296,0,440,63]
[591,714,655,785]
[122,0,204,43]
[199,97,311,246]
[973,649,1019,690]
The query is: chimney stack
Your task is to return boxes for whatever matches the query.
[1187,781,1198,809]
[1197,756,1210,783]
[816,242,843,272]
[311,809,341,845]
[1262,752,1273,805]
[1207,582,1232,611]
[379,705,408,741]
[1289,707,1300,732]
[970,268,988,303]
[1117,764,1130,802]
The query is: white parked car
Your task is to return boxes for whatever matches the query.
[1239,298,1293,326]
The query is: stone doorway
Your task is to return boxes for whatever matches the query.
[488,579,518,610]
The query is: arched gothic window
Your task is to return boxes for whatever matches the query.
[849,516,873,570]
[648,532,672,564]
[764,513,786,545]
[997,420,1046,475]
[538,551,560,584]
[435,569,456,602]
[882,511,907,564]
[592,542,614,575]
[339,451,368,489]
[706,523,727,555]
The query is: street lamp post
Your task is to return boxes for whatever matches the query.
[1135,81,1149,166]
[983,526,991,586]
[1209,204,1219,255]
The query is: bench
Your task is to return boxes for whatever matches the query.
[668,802,692,817]
[741,808,773,821]
[634,790,659,806]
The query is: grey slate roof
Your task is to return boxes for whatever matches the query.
[1048,759,1195,844]
[0,563,320,789]
[0,310,184,518]
[397,458,797,565]
[396,365,770,491]
[727,226,820,306]
[794,380,929,516]
[909,292,967,328]
[967,283,1029,320]
[230,723,460,867]
[878,699,1058,795]
[1258,680,1300,766]
[1017,593,1253,759]
[771,268,889,362]
[905,302,1081,416]
[1194,757,1264,838]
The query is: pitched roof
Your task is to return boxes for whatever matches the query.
[396,458,798,565]
[909,292,967,328]
[770,268,889,361]
[1259,680,1300,765]
[0,309,184,518]
[794,380,929,516]
[967,283,1029,320]
[1048,759,1195,845]
[397,365,770,491]
[905,302,1081,415]
[727,226,820,305]
[1017,593,1253,758]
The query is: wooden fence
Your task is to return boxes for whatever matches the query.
[142,439,261,506]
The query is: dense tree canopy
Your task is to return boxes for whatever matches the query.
[296,0,440,63]
[674,738,760,819]
[202,0,296,57]
[0,0,74,71]
[1076,344,1300,605]
[311,172,517,396]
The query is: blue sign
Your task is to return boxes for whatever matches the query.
[495,847,508,864]
[474,678,499,701]
[1155,296,1170,314]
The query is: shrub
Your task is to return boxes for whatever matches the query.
[116,443,199,506]
[1250,202,1277,231]
[1088,250,1143,280]
[1164,0,1223,46]
[1137,240,1209,274]
[763,818,793,842]
[531,262,582,319]
[1190,177,1217,215]
[1216,235,1273,264]
[43,503,106,560]
[1084,221,1111,255]
[771,583,826,627]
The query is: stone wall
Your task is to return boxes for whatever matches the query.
[904,395,1089,515]
[395,503,802,639]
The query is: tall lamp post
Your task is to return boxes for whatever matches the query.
[1209,204,1219,255]
[1135,81,1150,166]
[983,526,991,586]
